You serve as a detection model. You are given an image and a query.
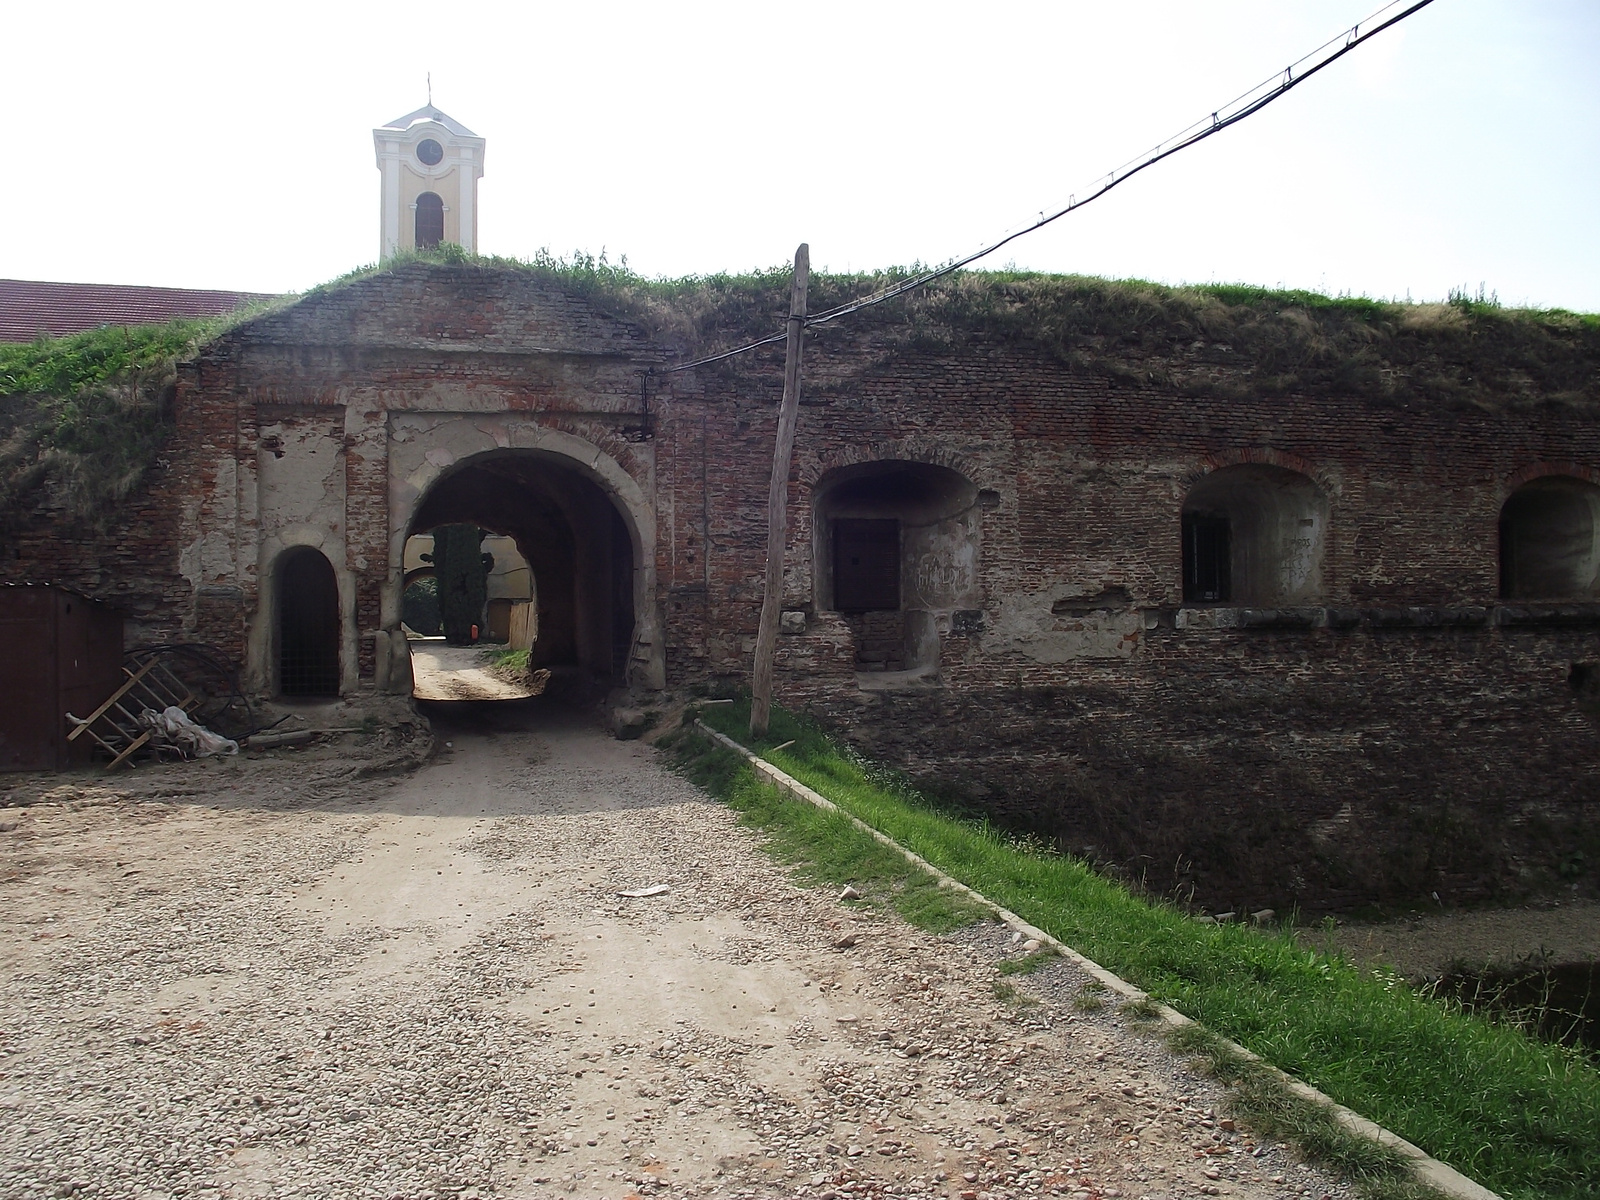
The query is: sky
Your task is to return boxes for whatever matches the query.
[5,0,1598,311]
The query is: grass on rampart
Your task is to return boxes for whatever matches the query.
[6,246,1597,526]
[671,701,1600,1200]
[284,246,1600,412]
[0,317,232,524]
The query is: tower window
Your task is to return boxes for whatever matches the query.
[416,138,444,166]
[415,192,444,249]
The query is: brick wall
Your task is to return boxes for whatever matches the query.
[7,263,1597,910]
[683,321,1600,913]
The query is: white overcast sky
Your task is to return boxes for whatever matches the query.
[5,0,1597,310]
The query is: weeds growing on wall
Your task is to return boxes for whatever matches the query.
[5,249,1596,528]
[0,306,276,526]
[668,701,1600,1200]
[300,247,1600,412]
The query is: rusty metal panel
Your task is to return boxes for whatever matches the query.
[0,610,56,771]
[56,592,124,767]
[0,586,59,770]
[0,585,124,771]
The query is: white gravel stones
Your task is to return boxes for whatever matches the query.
[1,710,1356,1200]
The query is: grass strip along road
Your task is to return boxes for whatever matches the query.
[668,702,1599,1200]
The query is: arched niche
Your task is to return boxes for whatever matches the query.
[1182,464,1327,605]
[813,460,980,675]
[1499,476,1600,600]
[276,546,341,696]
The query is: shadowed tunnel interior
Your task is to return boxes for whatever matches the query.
[1499,475,1600,600]
[409,451,635,689]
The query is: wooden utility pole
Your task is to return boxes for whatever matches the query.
[750,244,810,738]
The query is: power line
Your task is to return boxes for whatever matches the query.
[667,0,1436,373]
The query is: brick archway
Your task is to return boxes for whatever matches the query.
[384,418,663,692]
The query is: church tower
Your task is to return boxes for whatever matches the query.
[373,104,486,259]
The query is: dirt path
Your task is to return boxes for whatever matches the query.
[1,701,1351,1200]
[411,641,540,702]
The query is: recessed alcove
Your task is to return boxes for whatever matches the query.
[1181,465,1328,605]
[813,461,981,678]
[1499,476,1600,600]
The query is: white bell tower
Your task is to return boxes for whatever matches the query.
[373,103,486,259]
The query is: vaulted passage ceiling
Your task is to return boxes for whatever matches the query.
[409,450,635,681]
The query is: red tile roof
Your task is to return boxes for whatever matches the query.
[0,279,277,343]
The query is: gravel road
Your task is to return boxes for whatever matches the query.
[1,698,1351,1200]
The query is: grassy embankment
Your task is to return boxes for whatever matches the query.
[666,701,1600,1200]
[482,647,531,672]
[6,246,1595,528]
[0,316,241,524]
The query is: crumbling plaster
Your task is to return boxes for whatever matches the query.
[244,408,357,695]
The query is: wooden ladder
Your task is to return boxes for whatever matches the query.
[66,654,199,770]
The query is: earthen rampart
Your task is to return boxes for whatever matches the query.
[6,261,1597,910]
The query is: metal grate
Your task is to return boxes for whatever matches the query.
[1183,513,1231,603]
[278,549,341,696]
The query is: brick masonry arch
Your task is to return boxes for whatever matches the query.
[1501,460,1600,499]
[797,437,996,493]
[384,416,663,691]
[1181,447,1339,499]
[248,528,359,697]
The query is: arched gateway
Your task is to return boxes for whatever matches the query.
[383,423,662,693]
[178,262,667,702]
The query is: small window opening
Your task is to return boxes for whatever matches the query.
[1179,464,1325,606]
[415,192,445,249]
[815,460,980,678]
[834,519,900,612]
[1183,514,1231,602]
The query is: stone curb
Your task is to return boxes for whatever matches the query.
[694,719,1501,1200]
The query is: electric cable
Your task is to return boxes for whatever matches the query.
[666,0,1436,372]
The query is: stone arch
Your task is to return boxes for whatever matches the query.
[385,418,662,692]
[249,528,357,697]
[1499,474,1600,600]
[274,545,342,697]
[1181,463,1329,605]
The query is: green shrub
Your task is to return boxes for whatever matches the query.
[401,576,441,636]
